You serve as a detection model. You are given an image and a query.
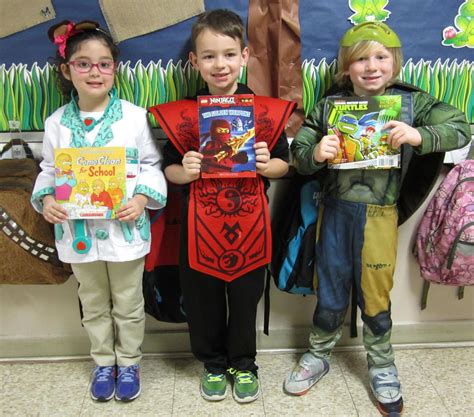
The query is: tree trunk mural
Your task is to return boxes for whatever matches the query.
[247,0,304,136]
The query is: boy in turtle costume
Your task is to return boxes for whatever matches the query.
[284,22,470,416]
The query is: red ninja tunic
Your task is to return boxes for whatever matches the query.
[149,95,295,281]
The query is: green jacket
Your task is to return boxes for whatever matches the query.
[291,86,471,210]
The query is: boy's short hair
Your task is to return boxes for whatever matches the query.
[334,41,403,89]
[191,9,246,52]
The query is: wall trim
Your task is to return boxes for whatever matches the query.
[1,321,473,360]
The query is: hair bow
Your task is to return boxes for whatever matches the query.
[48,20,100,59]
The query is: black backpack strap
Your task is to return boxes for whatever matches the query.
[395,88,414,186]
[263,267,271,335]
[350,277,358,338]
[421,280,430,310]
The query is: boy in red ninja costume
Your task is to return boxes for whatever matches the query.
[149,9,295,404]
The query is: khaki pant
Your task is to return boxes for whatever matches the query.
[72,258,145,366]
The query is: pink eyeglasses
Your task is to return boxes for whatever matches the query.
[68,60,116,75]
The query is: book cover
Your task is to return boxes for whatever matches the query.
[54,146,127,219]
[326,95,402,169]
[198,94,256,178]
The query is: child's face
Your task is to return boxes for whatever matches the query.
[78,181,89,195]
[61,39,115,109]
[345,44,395,96]
[93,179,105,193]
[108,178,118,189]
[190,29,249,95]
[57,154,72,171]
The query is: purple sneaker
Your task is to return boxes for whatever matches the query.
[115,364,141,402]
[90,366,116,402]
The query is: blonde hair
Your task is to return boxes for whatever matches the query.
[55,152,72,167]
[334,40,403,89]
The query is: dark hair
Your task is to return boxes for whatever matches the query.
[50,25,119,98]
[191,9,246,52]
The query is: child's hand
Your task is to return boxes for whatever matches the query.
[313,135,340,163]
[383,121,422,148]
[42,195,68,224]
[182,150,203,180]
[255,141,271,175]
[116,194,148,222]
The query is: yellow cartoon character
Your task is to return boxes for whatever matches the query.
[74,180,91,207]
[55,153,77,202]
[91,179,113,210]
[107,177,125,210]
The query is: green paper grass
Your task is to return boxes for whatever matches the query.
[1,59,472,132]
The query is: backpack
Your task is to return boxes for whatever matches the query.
[270,172,323,294]
[269,172,359,337]
[0,139,71,284]
[414,160,474,309]
[142,183,186,323]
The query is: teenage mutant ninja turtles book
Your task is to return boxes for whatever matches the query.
[54,146,127,219]
[326,95,402,169]
[198,94,256,178]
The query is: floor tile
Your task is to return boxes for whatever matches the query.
[1,359,91,417]
[1,346,472,416]
[411,347,474,417]
[2,371,88,416]
[1,360,91,385]
[336,349,452,417]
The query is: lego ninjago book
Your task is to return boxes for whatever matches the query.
[198,94,256,178]
[326,95,402,169]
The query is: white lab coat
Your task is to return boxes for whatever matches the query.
[31,99,167,264]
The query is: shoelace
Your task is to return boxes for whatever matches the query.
[95,366,114,382]
[118,366,138,382]
[228,369,254,384]
[206,373,225,382]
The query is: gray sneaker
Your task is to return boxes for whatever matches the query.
[369,365,403,416]
[284,352,329,396]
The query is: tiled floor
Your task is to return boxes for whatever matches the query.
[1,347,473,416]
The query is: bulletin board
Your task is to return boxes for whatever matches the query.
[0,0,472,133]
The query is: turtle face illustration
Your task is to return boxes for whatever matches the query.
[337,114,359,135]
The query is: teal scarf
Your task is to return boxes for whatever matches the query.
[60,88,123,148]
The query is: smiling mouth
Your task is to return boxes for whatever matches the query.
[363,76,380,81]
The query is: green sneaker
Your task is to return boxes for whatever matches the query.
[229,369,260,403]
[200,371,227,401]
